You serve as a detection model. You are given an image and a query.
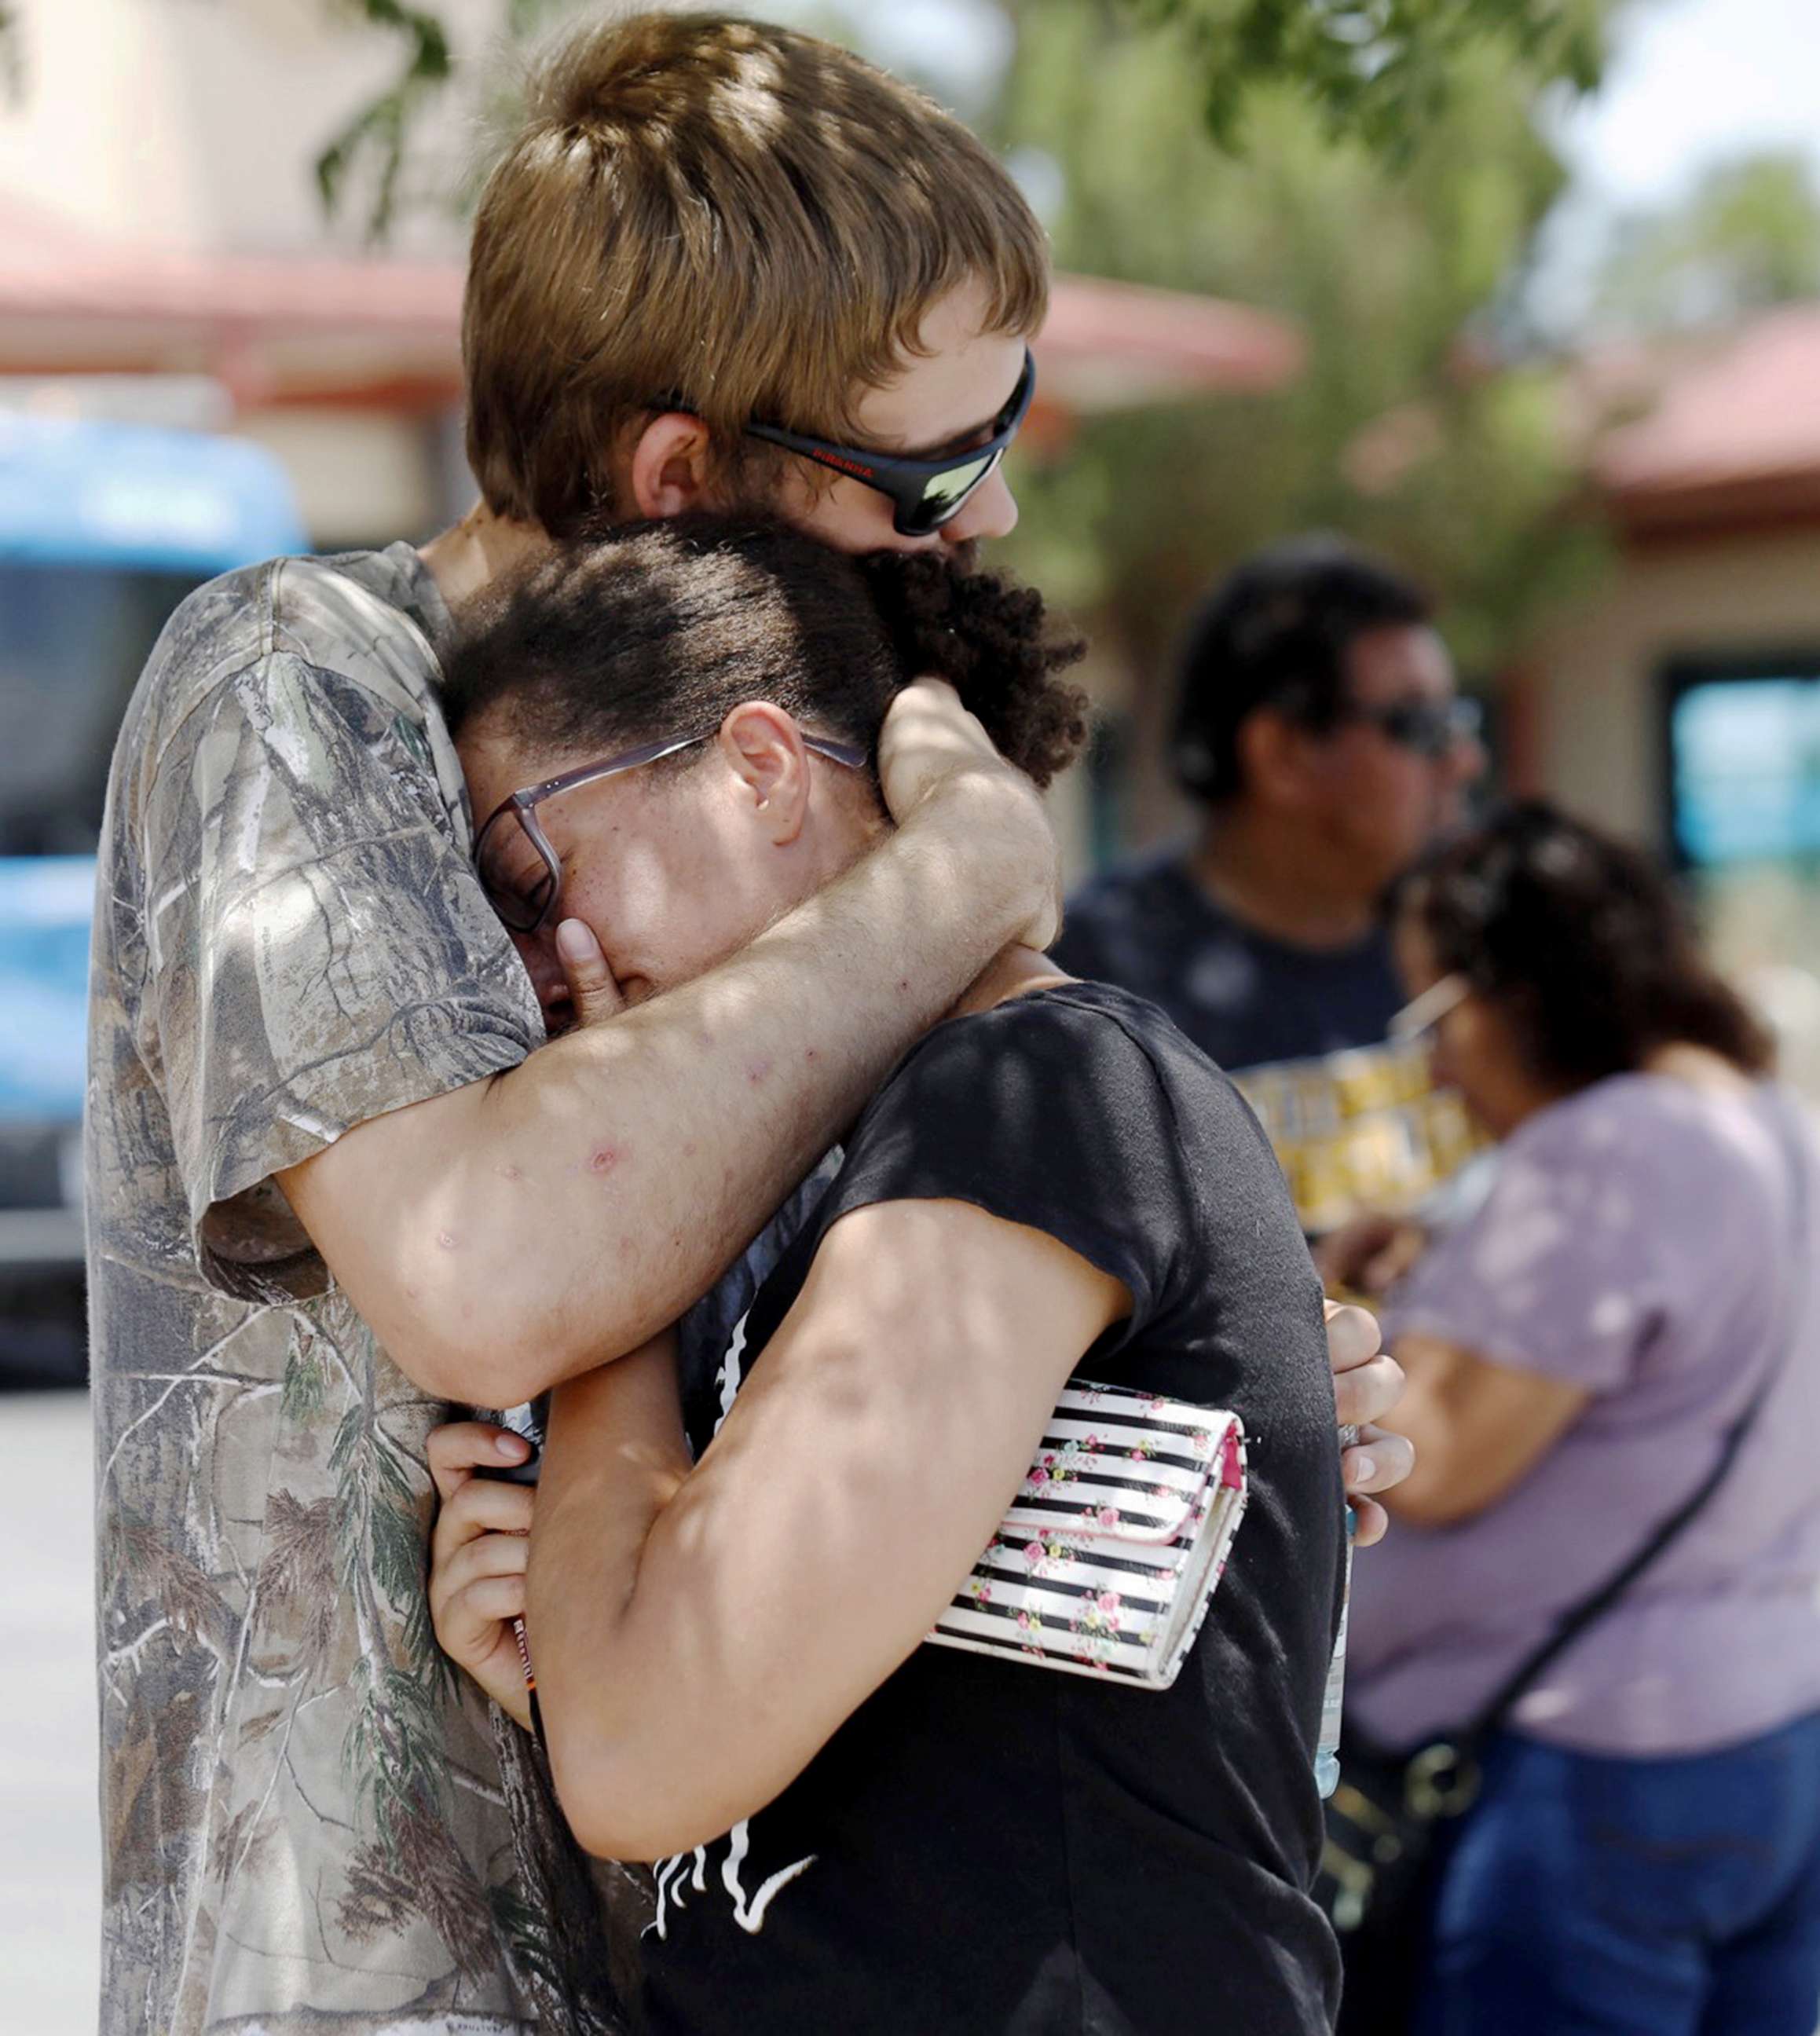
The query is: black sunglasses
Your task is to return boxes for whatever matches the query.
[744,350,1036,539]
[1337,696,1483,760]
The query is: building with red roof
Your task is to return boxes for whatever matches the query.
[1522,303,1820,1076]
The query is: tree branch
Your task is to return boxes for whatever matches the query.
[316,0,454,240]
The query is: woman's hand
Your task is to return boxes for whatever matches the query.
[1315,1212,1427,1301]
[1325,1299,1413,1547]
[427,1421,538,1731]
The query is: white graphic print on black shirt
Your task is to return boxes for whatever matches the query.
[648,1306,818,1944]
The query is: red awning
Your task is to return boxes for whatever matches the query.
[0,197,1302,415]
[1587,305,1820,535]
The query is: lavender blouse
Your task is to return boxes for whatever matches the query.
[1348,1071,1820,1759]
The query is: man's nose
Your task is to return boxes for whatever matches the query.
[940,468,1018,545]
[1448,727,1489,786]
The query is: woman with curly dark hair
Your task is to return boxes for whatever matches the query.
[419,516,1387,2034]
[1321,802,1820,2036]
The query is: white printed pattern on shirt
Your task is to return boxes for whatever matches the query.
[649,1309,816,1941]
[648,1819,818,1943]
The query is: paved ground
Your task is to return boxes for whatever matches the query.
[4,1390,99,2035]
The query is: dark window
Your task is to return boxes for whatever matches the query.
[0,563,200,855]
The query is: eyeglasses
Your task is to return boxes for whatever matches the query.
[744,350,1036,539]
[473,730,870,936]
[1388,973,1472,1041]
[1338,696,1484,760]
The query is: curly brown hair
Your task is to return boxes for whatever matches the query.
[442,517,1090,790]
[1412,801,1774,1086]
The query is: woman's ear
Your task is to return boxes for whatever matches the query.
[627,413,723,520]
[717,704,813,847]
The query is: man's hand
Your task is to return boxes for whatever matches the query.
[427,1422,539,1730]
[878,678,1061,950]
[1325,1299,1414,1547]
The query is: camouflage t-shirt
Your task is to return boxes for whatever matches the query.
[87,546,628,2035]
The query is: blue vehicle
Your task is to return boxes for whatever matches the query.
[0,410,305,1380]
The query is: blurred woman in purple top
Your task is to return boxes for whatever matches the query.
[1322,802,1820,2036]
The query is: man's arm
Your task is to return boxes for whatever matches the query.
[279,690,1057,1408]
[522,1199,1126,1863]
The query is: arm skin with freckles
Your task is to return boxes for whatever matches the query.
[278,684,1060,1408]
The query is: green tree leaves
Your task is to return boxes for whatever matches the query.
[1118,0,1606,159]
[994,0,1613,688]
[315,0,455,236]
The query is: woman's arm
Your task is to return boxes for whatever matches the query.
[1380,1331,1589,1529]
[525,1197,1129,1863]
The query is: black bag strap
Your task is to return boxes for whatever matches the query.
[1463,1086,1810,1747]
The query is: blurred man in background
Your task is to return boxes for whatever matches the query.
[1054,536,1487,1233]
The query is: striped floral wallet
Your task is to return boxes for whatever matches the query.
[927,1378,1249,1690]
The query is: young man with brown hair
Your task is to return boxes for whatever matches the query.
[87,14,1402,2034]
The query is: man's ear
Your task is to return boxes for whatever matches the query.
[628,413,723,520]
[1236,707,1320,812]
[717,703,813,847]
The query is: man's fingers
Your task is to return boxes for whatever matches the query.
[430,1473,536,1567]
[1323,1298,1384,1375]
[1349,1497,1391,1550]
[556,917,626,1027]
[427,1422,533,1505]
[429,1530,530,1664]
[456,1573,529,1627]
[1342,1424,1414,1497]
[1334,1349,1408,1436]
[432,1525,530,1609]
[434,1574,529,1668]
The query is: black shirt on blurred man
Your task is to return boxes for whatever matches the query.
[1053,536,1486,1232]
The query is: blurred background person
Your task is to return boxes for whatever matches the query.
[1324,801,1820,2036]
[1053,536,1488,1232]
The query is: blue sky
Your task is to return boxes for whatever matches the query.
[1558,0,1820,205]
[1534,0,1820,324]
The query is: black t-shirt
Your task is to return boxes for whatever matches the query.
[1051,855,1402,1075]
[640,983,1344,2036]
